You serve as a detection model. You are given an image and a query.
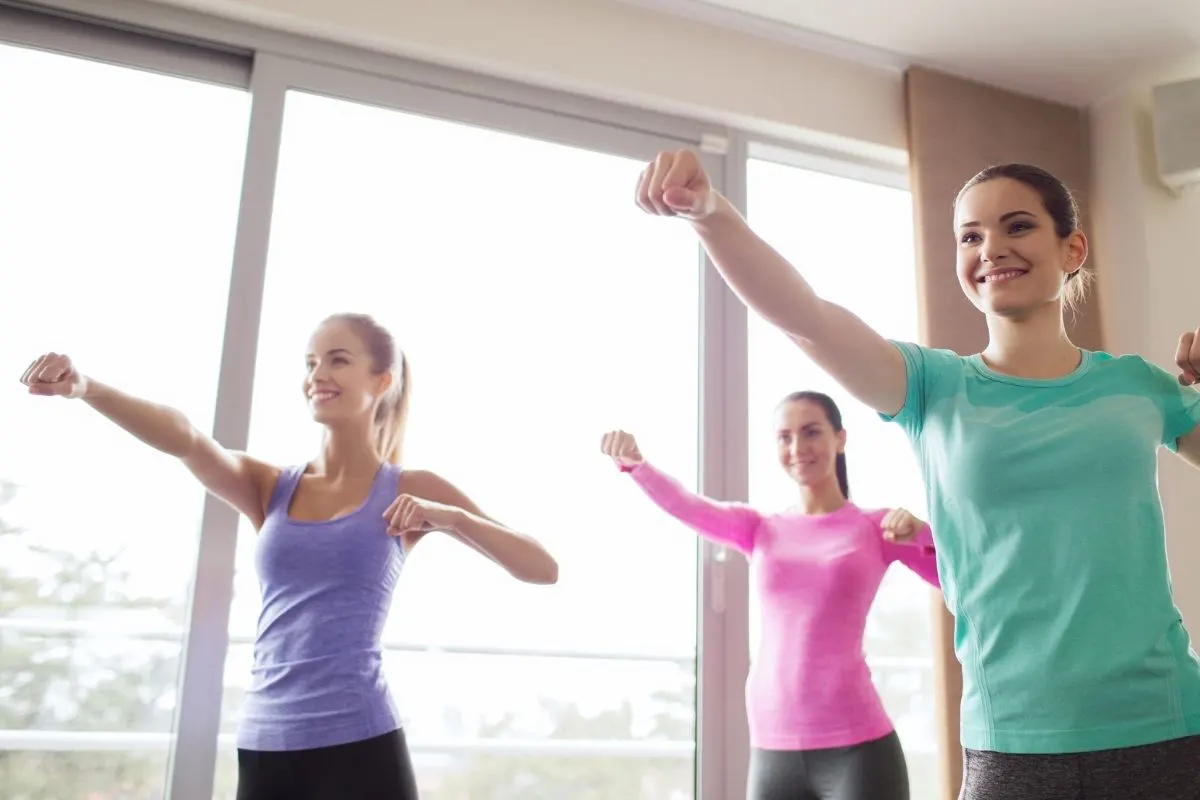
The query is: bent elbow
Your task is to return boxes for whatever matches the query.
[174,419,206,460]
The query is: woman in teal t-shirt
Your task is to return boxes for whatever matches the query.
[632,150,1200,799]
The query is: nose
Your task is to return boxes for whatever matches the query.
[310,362,332,382]
[980,235,1008,265]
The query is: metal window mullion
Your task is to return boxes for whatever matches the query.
[696,138,751,800]
[164,56,288,800]
[718,133,752,800]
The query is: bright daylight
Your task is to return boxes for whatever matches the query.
[4,5,957,799]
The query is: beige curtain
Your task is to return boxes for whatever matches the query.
[903,66,1104,799]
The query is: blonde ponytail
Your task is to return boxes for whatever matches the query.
[374,351,410,464]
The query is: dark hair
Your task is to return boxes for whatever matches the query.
[322,312,411,464]
[956,163,1092,311]
[779,391,849,499]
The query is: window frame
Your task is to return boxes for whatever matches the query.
[0,5,928,800]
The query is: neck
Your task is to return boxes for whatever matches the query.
[313,424,382,479]
[982,301,1080,379]
[798,477,846,515]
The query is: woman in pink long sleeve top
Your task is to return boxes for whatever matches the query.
[602,390,939,800]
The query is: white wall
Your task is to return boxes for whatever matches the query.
[1091,53,1200,624]
[149,0,906,164]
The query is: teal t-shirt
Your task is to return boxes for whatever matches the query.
[885,341,1200,754]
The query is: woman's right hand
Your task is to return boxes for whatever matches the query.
[21,353,88,399]
[635,149,719,221]
[634,150,907,419]
[600,430,644,469]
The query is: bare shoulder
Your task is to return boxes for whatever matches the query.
[238,452,285,524]
[398,469,494,521]
[398,468,457,503]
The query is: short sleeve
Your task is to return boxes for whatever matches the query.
[1141,358,1200,451]
[878,340,969,441]
[878,340,930,438]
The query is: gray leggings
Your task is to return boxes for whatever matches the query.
[960,734,1200,800]
[748,731,909,800]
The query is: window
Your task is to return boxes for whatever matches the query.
[0,41,248,799]
[214,90,703,800]
[1,8,944,799]
[744,158,938,798]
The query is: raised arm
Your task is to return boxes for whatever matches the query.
[387,469,559,585]
[871,507,939,588]
[20,352,276,528]
[601,430,761,554]
[637,150,908,417]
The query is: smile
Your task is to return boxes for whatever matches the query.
[977,269,1027,284]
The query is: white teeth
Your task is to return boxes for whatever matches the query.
[980,270,1025,283]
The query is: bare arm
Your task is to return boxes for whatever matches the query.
[1177,426,1200,470]
[638,151,908,416]
[694,198,908,416]
[81,379,276,528]
[399,469,559,585]
[22,353,276,527]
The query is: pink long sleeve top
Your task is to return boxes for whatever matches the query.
[626,461,940,750]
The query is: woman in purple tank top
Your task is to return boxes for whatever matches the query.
[20,312,560,800]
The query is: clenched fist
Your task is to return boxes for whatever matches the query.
[600,430,644,469]
[383,493,460,550]
[635,149,718,220]
[880,508,923,544]
[1175,329,1200,386]
[20,353,88,399]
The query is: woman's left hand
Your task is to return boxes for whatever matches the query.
[384,493,460,543]
[881,508,921,543]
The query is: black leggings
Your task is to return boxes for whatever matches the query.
[748,730,909,800]
[959,734,1200,800]
[236,729,419,800]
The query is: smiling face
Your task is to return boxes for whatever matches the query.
[302,320,392,427]
[774,399,845,490]
[954,173,1088,319]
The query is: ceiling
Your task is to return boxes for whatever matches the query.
[622,0,1200,106]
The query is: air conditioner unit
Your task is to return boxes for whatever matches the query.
[1151,77,1200,193]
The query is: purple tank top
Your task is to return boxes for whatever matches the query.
[236,462,407,751]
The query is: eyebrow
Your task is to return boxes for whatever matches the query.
[958,210,1035,229]
[305,348,354,359]
[780,423,823,433]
